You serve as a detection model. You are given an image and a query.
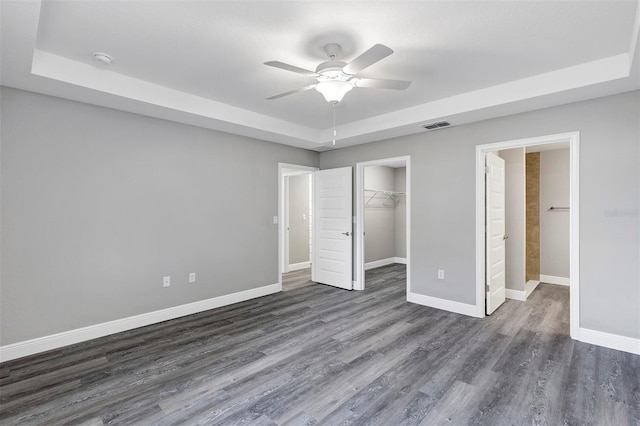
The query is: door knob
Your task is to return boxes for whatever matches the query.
[342,232,351,236]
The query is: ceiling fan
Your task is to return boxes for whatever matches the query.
[265,43,411,103]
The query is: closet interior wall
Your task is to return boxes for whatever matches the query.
[364,166,406,267]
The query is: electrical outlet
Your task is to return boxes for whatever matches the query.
[437,269,445,280]
[189,272,196,283]
[163,276,171,287]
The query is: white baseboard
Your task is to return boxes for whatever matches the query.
[505,288,526,301]
[578,327,640,355]
[407,292,479,318]
[525,280,540,298]
[505,280,539,301]
[365,257,395,270]
[365,257,406,270]
[0,283,281,362]
[288,261,310,272]
[539,275,570,286]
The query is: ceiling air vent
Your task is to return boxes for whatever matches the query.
[423,121,451,130]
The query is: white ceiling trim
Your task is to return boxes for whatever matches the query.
[29,49,637,151]
[31,50,322,147]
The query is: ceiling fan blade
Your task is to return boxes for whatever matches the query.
[343,44,393,75]
[355,78,411,90]
[266,84,317,100]
[264,61,319,77]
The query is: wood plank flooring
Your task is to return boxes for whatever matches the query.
[1,264,639,425]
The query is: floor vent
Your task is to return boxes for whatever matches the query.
[423,121,451,130]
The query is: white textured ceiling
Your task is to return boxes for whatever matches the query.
[2,1,639,151]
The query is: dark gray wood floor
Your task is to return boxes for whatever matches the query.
[1,264,639,425]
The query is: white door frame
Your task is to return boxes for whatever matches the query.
[355,156,411,293]
[278,163,318,287]
[475,132,579,338]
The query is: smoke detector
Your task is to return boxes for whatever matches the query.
[93,52,113,65]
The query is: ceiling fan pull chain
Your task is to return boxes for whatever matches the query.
[332,102,337,146]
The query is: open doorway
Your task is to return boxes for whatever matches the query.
[355,156,411,293]
[475,132,579,339]
[278,163,317,289]
[500,144,571,297]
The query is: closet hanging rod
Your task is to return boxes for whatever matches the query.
[364,189,405,206]
[364,188,406,196]
[548,206,570,211]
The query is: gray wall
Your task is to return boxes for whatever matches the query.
[320,91,639,339]
[0,87,318,345]
[364,166,396,263]
[394,167,407,259]
[499,148,526,292]
[540,149,570,278]
[2,86,638,345]
[288,174,310,265]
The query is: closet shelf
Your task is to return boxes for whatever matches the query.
[364,189,406,207]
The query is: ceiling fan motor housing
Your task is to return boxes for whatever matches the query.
[316,61,350,79]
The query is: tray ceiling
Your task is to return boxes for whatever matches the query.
[2,1,639,151]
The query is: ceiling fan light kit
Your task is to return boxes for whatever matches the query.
[315,80,353,103]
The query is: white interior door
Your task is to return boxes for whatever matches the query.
[486,152,506,314]
[312,167,353,290]
[282,176,290,273]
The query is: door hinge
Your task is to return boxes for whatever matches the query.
[485,284,490,292]
[485,165,490,174]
